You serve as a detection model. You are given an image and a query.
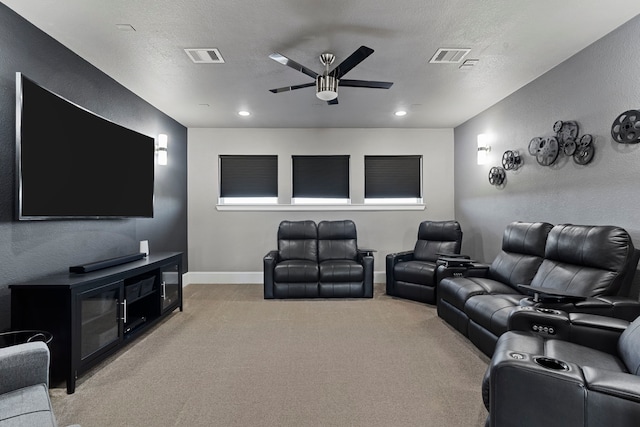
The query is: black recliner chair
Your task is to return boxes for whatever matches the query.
[386,220,463,304]
[483,313,640,427]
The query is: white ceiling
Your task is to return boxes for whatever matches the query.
[4,0,640,128]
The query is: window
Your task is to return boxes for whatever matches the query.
[219,155,277,204]
[292,155,350,204]
[364,155,422,203]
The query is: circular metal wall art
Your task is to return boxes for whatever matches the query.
[611,110,640,144]
[502,150,522,170]
[563,138,577,156]
[554,120,579,145]
[535,136,560,166]
[528,137,542,156]
[488,167,506,186]
[574,145,595,165]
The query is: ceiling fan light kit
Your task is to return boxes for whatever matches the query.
[268,45,393,104]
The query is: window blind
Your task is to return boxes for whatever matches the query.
[292,155,350,198]
[365,155,421,198]
[219,155,278,197]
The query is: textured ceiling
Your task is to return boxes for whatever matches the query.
[4,0,640,128]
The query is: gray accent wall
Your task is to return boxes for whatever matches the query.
[454,14,640,279]
[0,4,188,329]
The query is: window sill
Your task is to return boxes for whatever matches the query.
[216,204,426,212]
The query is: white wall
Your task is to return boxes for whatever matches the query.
[187,128,454,282]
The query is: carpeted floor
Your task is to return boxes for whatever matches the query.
[51,283,489,426]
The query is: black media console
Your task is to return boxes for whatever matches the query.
[10,252,183,394]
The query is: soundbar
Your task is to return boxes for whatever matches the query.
[70,253,146,273]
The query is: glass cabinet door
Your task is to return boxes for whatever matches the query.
[78,281,123,361]
[161,264,181,312]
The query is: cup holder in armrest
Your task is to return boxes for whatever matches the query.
[533,356,569,371]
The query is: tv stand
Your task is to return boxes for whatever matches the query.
[10,252,183,394]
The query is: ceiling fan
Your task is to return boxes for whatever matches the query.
[268,45,393,105]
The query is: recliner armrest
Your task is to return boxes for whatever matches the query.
[436,263,490,283]
[583,366,640,404]
[521,294,640,322]
[263,250,279,299]
[0,342,50,395]
[386,250,415,264]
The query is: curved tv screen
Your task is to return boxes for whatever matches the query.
[16,73,155,220]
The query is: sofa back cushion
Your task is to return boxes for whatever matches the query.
[278,220,318,262]
[530,224,636,297]
[413,220,463,262]
[489,222,553,289]
[618,316,640,375]
[318,220,358,262]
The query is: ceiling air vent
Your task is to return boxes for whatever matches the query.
[429,48,471,64]
[184,48,225,64]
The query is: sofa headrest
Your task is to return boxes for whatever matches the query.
[278,220,317,240]
[414,220,462,262]
[318,220,357,240]
[417,220,462,242]
[318,220,358,261]
[544,224,635,272]
[502,222,553,257]
[278,220,318,262]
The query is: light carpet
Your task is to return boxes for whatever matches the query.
[51,283,489,426]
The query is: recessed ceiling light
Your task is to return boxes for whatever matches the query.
[395,110,407,117]
[238,111,251,117]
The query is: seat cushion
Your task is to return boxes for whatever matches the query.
[438,276,519,311]
[465,294,524,337]
[319,260,363,282]
[393,260,437,286]
[274,260,318,283]
[0,383,56,427]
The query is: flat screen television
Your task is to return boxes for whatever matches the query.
[16,72,155,220]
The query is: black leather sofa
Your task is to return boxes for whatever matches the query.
[438,222,640,356]
[483,311,640,427]
[386,220,463,304]
[263,219,374,299]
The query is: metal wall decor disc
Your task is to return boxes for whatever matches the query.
[529,137,542,155]
[488,167,506,186]
[556,121,579,145]
[578,134,593,148]
[536,137,559,166]
[553,120,563,133]
[563,138,577,156]
[611,110,640,144]
[574,145,595,165]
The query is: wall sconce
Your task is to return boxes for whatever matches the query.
[477,134,492,165]
[156,134,168,166]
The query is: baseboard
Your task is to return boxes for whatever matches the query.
[183,271,386,286]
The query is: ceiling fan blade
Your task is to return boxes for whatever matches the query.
[329,46,374,79]
[327,98,339,105]
[269,53,319,79]
[269,82,316,94]
[340,80,394,89]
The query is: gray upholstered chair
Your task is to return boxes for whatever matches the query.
[386,220,463,304]
[0,341,58,426]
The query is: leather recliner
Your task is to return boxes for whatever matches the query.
[437,221,553,338]
[463,224,639,356]
[483,313,640,427]
[264,219,373,299]
[386,220,463,304]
